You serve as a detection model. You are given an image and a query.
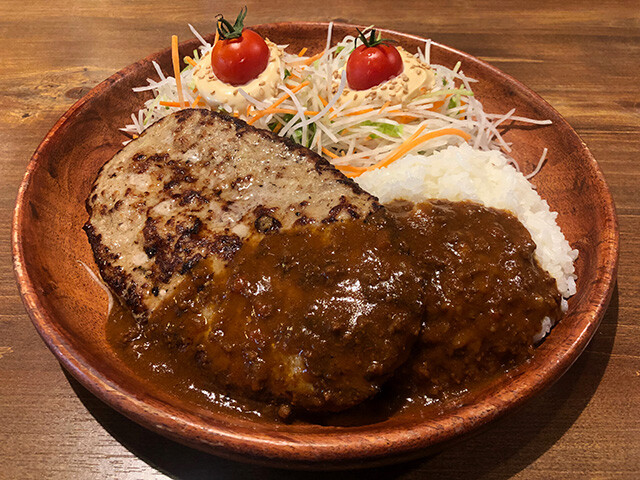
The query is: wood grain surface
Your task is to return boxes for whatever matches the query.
[1,0,637,478]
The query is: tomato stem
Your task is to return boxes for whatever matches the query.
[216,6,248,40]
[355,28,397,49]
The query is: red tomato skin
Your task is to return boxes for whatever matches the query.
[211,29,270,86]
[346,44,404,91]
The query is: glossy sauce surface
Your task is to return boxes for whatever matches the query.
[107,200,562,423]
[109,209,424,417]
[388,200,562,401]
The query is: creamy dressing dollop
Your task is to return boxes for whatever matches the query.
[192,39,284,112]
[333,46,436,107]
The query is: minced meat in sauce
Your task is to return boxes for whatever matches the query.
[107,199,562,423]
[109,209,425,416]
[387,200,562,402]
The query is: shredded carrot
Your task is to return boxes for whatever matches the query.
[336,166,362,178]
[321,147,339,159]
[385,108,419,123]
[426,94,468,113]
[301,50,325,66]
[408,124,428,142]
[288,72,302,81]
[191,95,202,107]
[159,101,184,107]
[272,123,283,134]
[297,47,308,57]
[378,101,391,113]
[246,104,253,117]
[232,112,239,118]
[335,164,365,173]
[346,107,375,117]
[247,81,311,125]
[362,128,471,175]
[318,94,336,117]
[274,108,319,115]
[244,107,321,116]
[430,99,445,111]
[428,94,454,112]
[270,81,310,107]
[171,35,185,107]
[330,107,375,121]
[335,127,470,178]
[161,100,206,108]
[395,115,419,124]
[184,56,197,68]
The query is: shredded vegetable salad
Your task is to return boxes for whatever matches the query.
[121,23,552,178]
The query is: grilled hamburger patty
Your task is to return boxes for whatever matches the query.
[85,109,381,319]
[85,109,424,412]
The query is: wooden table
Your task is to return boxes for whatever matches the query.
[1,1,638,478]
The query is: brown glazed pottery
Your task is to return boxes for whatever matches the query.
[12,23,619,469]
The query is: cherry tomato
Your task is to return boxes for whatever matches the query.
[211,29,270,86]
[346,42,403,91]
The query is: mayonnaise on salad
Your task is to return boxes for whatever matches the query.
[192,39,284,112]
[334,47,435,107]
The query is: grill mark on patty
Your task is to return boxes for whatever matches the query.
[253,205,281,234]
[83,222,147,318]
[294,215,315,226]
[178,190,208,206]
[322,196,362,223]
[84,109,380,320]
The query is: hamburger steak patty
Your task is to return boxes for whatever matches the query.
[85,109,425,412]
[85,109,381,319]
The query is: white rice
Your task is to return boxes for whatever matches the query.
[355,143,579,303]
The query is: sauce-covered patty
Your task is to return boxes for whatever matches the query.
[107,200,562,421]
[389,200,562,398]
[84,110,383,323]
[112,210,424,414]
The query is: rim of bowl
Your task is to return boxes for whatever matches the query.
[12,22,620,466]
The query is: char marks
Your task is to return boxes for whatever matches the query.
[84,109,380,320]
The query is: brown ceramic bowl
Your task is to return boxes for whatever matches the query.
[12,23,618,469]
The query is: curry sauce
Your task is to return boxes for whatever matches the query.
[388,200,562,400]
[107,200,562,423]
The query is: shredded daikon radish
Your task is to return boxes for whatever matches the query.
[122,24,553,177]
[525,148,548,179]
[189,23,211,48]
